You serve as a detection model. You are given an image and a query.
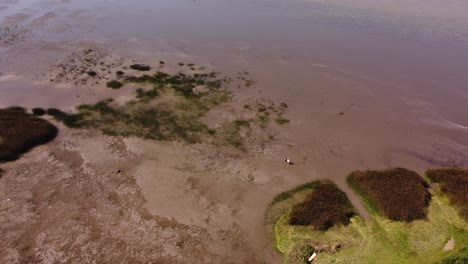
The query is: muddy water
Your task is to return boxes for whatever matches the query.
[1,0,468,261]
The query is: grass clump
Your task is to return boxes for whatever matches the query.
[427,168,468,220]
[347,168,431,222]
[107,80,123,89]
[32,108,46,116]
[130,64,151,71]
[288,181,356,230]
[0,107,58,162]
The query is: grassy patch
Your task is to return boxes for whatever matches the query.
[52,67,289,147]
[288,181,356,230]
[268,181,468,264]
[347,168,431,221]
[0,107,57,162]
[53,70,235,144]
[107,80,123,89]
[426,168,468,220]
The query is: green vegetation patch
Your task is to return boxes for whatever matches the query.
[267,178,468,264]
[0,107,57,162]
[288,181,356,230]
[51,67,290,147]
[427,168,468,221]
[347,168,431,221]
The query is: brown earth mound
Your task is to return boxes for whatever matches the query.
[347,168,430,222]
[288,181,356,230]
[0,107,58,162]
[426,168,468,220]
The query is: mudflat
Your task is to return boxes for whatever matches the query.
[1,0,468,263]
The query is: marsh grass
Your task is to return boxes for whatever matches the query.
[53,68,289,147]
[426,168,468,220]
[268,181,468,264]
[53,70,240,145]
[0,107,57,162]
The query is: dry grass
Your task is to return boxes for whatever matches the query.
[347,168,431,221]
[426,168,468,220]
[0,107,57,162]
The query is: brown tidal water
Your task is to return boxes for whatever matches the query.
[1,0,468,262]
